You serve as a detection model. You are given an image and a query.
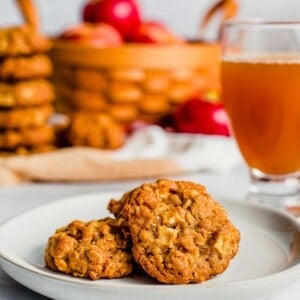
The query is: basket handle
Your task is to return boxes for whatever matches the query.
[15,0,40,31]
[200,0,239,41]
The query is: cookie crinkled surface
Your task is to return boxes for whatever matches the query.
[45,218,133,280]
[108,179,240,284]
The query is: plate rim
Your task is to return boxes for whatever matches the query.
[1,192,300,290]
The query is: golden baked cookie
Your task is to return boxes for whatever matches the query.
[45,218,133,280]
[0,25,52,57]
[0,80,55,108]
[0,125,55,149]
[0,54,53,80]
[0,104,53,128]
[108,179,240,284]
[67,112,126,149]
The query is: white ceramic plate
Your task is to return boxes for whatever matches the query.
[0,192,300,300]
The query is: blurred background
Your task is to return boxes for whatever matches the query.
[1,0,300,39]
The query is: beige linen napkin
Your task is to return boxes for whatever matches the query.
[0,126,242,186]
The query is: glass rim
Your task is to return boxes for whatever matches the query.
[224,19,300,28]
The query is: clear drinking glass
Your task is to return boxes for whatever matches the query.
[221,21,300,206]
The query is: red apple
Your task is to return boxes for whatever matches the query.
[173,98,230,136]
[131,20,184,44]
[59,23,122,47]
[82,0,141,40]
[83,0,98,22]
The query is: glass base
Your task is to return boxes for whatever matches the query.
[247,168,300,207]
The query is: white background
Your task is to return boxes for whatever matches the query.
[1,0,300,39]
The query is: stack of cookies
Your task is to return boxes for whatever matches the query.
[0,26,56,155]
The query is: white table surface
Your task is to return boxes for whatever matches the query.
[0,166,299,300]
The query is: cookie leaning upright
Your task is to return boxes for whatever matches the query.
[108,179,240,284]
[0,0,56,155]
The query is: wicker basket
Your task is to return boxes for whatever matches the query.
[51,0,238,124]
[52,42,220,124]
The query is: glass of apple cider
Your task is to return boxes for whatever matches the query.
[221,21,300,206]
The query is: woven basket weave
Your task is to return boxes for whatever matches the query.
[52,42,220,123]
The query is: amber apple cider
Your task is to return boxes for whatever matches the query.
[222,57,300,175]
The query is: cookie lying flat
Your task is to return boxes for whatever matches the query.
[0,80,55,108]
[0,104,53,129]
[0,125,55,149]
[67,112,126,149]
[108,179,240,284]
[0,54,53,80]
[45,218,133,280]
[0,26,51,57]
